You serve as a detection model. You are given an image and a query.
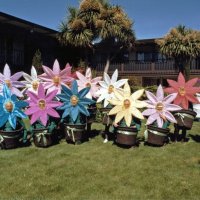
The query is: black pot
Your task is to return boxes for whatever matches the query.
[63,123,86,144]
[147,125,169,146]
[116,126,138,146]
[173,109,196,129]
[33,128,52,148]
[100,108,113,126]
[0,127,23,149]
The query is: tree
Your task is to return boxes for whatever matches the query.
[32,49,43,74]
[156,25,200,80]
[57,0,135,73]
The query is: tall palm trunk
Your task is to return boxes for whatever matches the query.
[104,54,110,73]
[183,59,191,81]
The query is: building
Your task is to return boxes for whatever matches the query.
[94,38,200,86]
[0,11,79,73]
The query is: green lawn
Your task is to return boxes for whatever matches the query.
[0,122,200,200]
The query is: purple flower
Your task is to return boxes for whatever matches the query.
[0,64,25,97]
[142,85,182,128]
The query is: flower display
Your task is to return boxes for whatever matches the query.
[108,82,147,127]
[22,66,41,94]
[0,84,28,129]
[39,59,74,94]
[142,85,182,128]
[25,83,62,126]
[164,72,200,109]
[76,67,102,99]
[57,80,95,121]
[0,64,25,97]
[96,69,127,107]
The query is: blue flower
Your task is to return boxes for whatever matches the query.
[57,80,95,122]
[0,84,28,129]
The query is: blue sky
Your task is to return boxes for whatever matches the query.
[0,0,199,39]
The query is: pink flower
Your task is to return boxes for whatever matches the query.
[164,72,200,109]
[76,68,102,99]
[142,85,182,128]
[0,64,25,97]
[25,83,62,126]
[39,59,74,94]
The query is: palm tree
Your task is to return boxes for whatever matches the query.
[156,25,200,80]
[57,0,135,73]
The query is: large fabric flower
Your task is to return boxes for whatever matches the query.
[39,59,74,94]
[0,64,25,97]
[57,80,95,122]
[96,69,127,107]
[76,67,102,99]
[22,66,41,94]
[142,85,182,128]
[108,82,147,127]
[25,83,62,126]
[0,84,28,129]
[164,72,200,109]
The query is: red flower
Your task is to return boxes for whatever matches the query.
[164,72,200,109]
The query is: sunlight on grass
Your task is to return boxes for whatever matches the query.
[0,122,199,200]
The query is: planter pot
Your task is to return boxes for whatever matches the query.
[173,109,196,129]
[33,128,52,148]
[0,127,23,149]
[100,108,113,126]
[87,106,97,124]
[147,125,169,146]
[63,123,86,144]
[116,126,138,146]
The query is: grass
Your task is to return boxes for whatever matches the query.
[0,122,200,200]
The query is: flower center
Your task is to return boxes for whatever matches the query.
[108,85,114,94]
[5,80,11,88]
[5,101,13,112]
[86,82,91,88]
[156,102,164,111]
[179,87,185,96]
[38,99,46,110]
[32,81,39,91]
[70,95,78,106]
[123,99,131,109]
[53,76,60,86]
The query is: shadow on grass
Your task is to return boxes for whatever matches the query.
[189,134,200,143]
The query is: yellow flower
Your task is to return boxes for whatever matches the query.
[108,82,147,127]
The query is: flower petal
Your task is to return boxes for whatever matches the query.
[31,66,38,80]
[131,107,144,119]
[8,114,17,129]
[163,93,177,104]
[145,91,158,104]
[98,81,108,88]
[187,87,200,94]
[185,94,199,103]
[38,84,45,99]
[146,112,158,125]
[164,87,177,94]
[164,104,182,111]
[156,116,163,128]
[25,106,39,115]
[45,89,58,102]
[78,103,89,116]
[167,79,179,90]
[109,105,122,115]
[27,91,39,103]
[71,80,78,95]
[115,111,125,124]
[124,111,132,127]
[76,71,88,84]
[78,87,90,98]
[114,79,127,88]
[30,110,42,124]
[42,65,54,78]
[111,69,118,84]
[165,111,177,123]
[40,111,48,126]
[91,77,102,84]
[70,106,79,122]
[85,68,92,79]
[61,85,73,98]
[177,72,185,86]
[181,97,189,109]
[47,107,60,118]
[53,59,60,75]
[103,72,111,85]
[173,95,183,105]
[3,64,11,79]
[109,99,123,106]
[10,72,23,81]
[142,108,157,116]
[0,113,9,128]
[11,87,23,97]
[133,100,147,108]
[156,85,164,101]
[79,98,95,106]
[23,73,33,83]
[131,89,144,100]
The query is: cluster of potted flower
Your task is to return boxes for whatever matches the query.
[0,61,199,149]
